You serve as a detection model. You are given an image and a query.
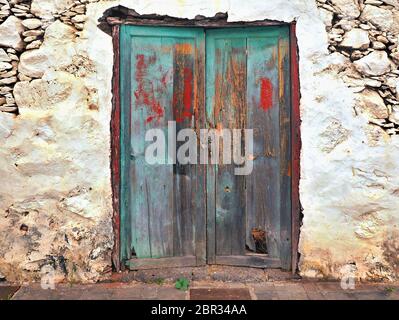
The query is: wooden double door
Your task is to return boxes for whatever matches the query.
[120,25,292,270]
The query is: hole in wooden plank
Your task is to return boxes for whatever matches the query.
[251,228,268,254]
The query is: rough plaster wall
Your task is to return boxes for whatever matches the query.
[300,0,399,281]
[0,0,398,283]
[0,0,114,283]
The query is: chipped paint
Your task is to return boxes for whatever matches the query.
[134,54,165,124]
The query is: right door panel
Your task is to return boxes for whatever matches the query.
[205,27,292,269]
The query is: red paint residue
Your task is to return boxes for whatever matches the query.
[182,67,193,120]
[144,96,164,124]
[160,72,168,87]
[134,54,165,124]
[260,78,273,111]
[174,67,193,123]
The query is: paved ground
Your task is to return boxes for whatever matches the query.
[1,280,399,300]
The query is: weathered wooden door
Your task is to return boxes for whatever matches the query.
[120,26,207,269]
[205,27,292,269]
[120,25,292,270]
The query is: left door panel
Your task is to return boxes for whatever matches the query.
[120,26,206,269]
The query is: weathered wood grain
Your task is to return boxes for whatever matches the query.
[111,25,121,271]
[290,23,301,274]
[130,35,172,258]
[120,26,206,267]
[205,32,216,264]
[246,35,281,259]
[211,35,247,256]
[215,255,281,268]
[206,26,292,268]
[120,25,133,263]
[279,33,292,270]
[119,25,295,270]
[126,256,197,270]
[101,9,285,30]
[193,34,207,266]
[171,39,196,257]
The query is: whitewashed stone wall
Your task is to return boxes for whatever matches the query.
[0,0,398,283]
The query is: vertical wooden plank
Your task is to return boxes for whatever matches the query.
[120,25,132,262]
[290,23,301,273]
[206,31,247,257]
[205,30,216,264]
[193,31,207,265]
[111,25,121,271]
[129,36,152,258]
[214,37,247,256]
[213,37,231,256]
[246,35,281,259]
[278,28,292,270]
[171,39,194,257]
[150,37,175,258]
[130,35,174,258]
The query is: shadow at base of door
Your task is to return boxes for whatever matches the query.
[111,265,299,284]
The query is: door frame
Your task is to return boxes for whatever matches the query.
[110,18,301,273]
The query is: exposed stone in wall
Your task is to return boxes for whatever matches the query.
[0,0,99,115]
[299,0,399,282]
[0,0,112,283]
[316,0,399,136]
[0,1,36,113]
